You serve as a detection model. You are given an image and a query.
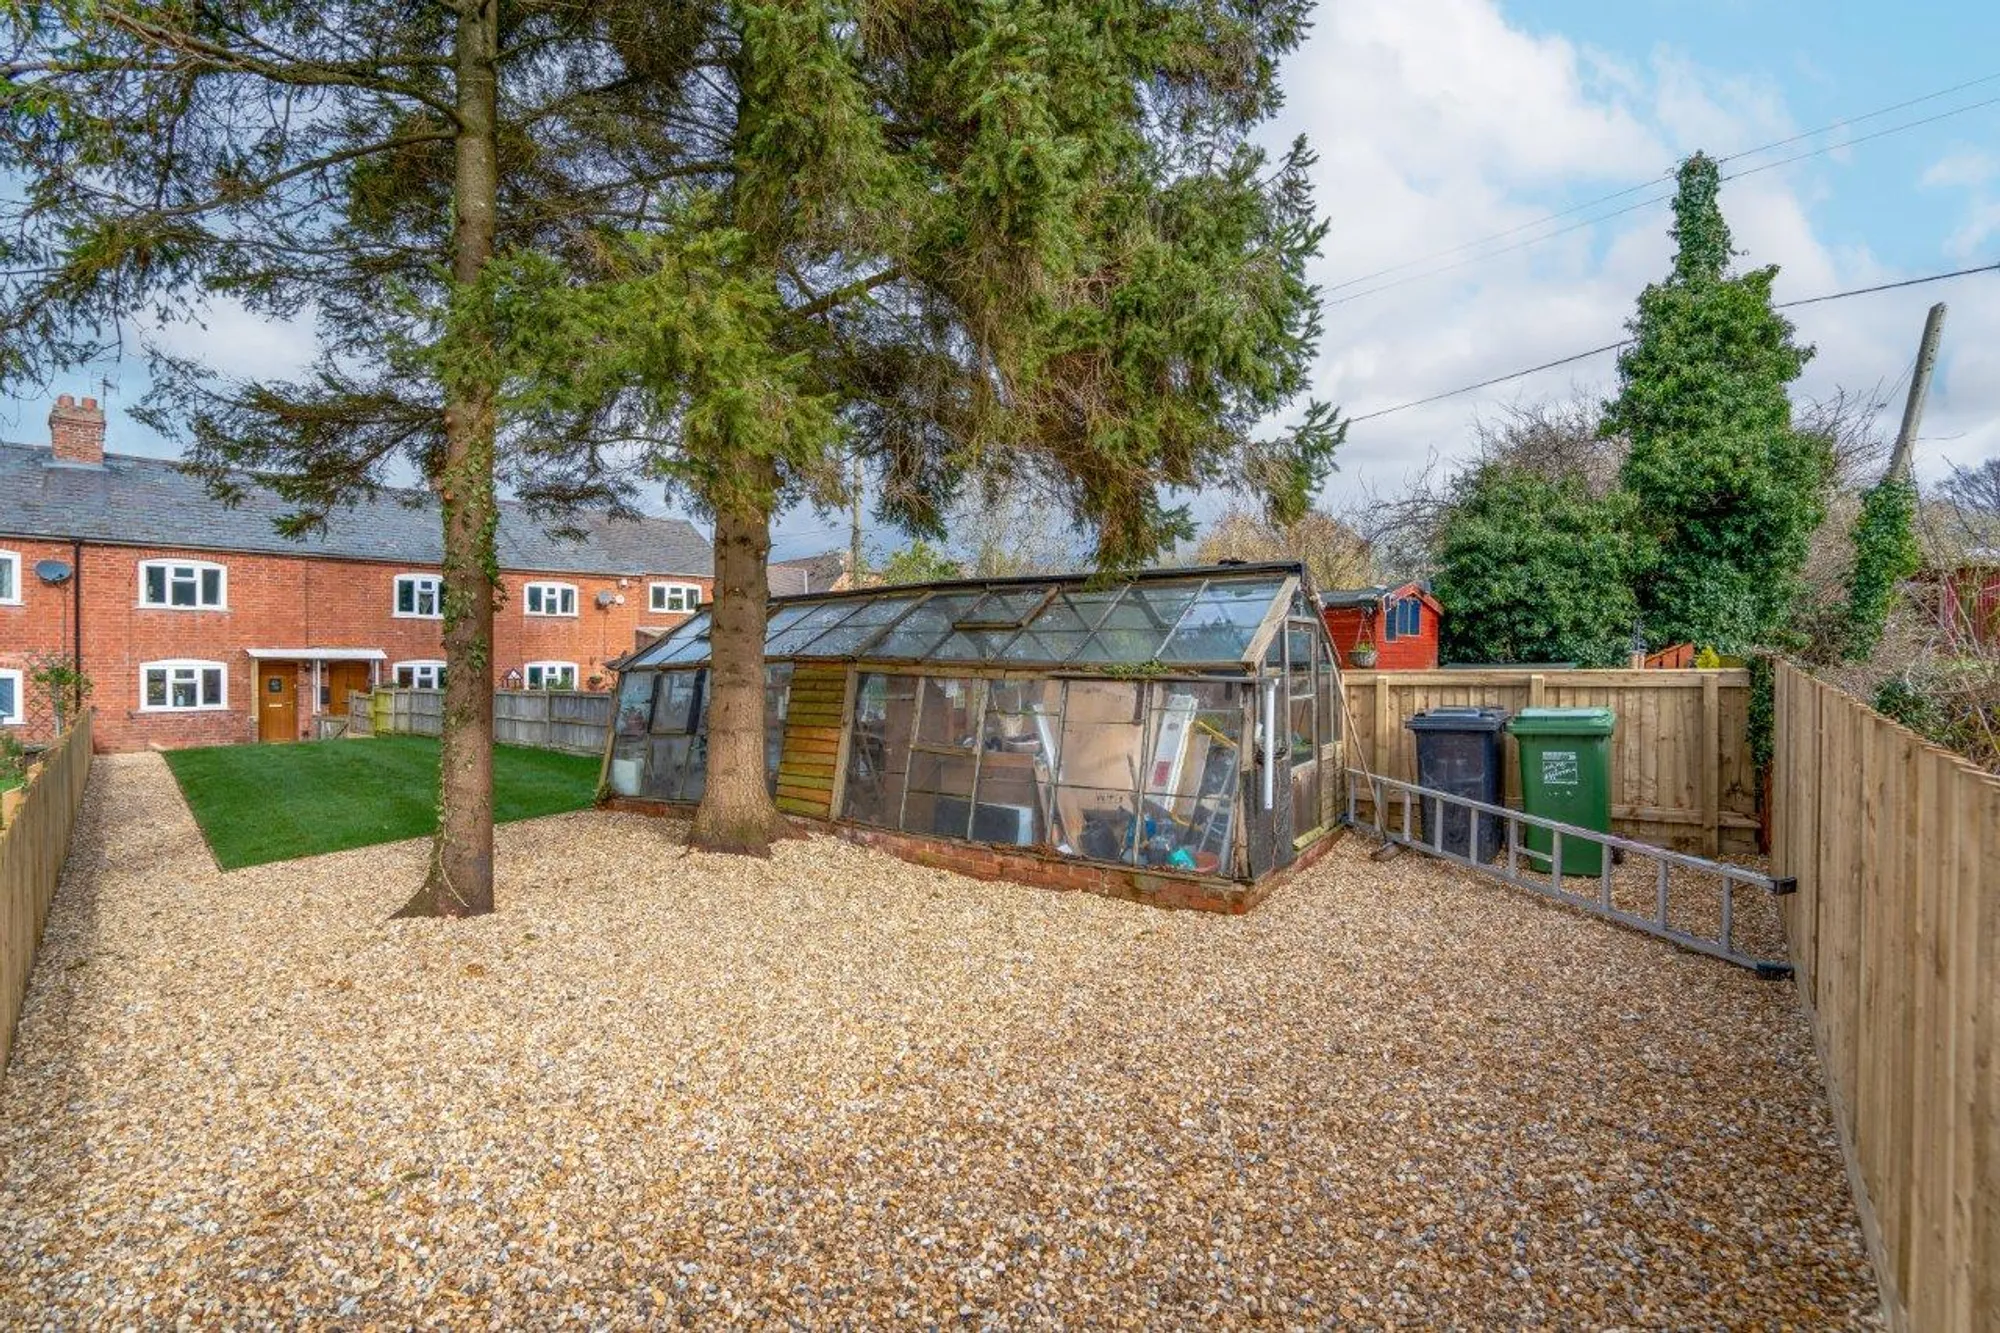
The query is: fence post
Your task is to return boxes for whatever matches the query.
[1701,670,1721,856]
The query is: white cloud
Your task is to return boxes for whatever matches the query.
[1922,148,2000,189]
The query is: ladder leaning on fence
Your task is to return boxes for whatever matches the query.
[1345,770,1795,975]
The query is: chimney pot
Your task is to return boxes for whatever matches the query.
[49,393,107,466]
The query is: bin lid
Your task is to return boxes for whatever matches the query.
[1505,706,1616,736]
[1405,705,1511,733]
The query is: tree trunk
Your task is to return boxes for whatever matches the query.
[399,0,499,919]
[689,485,794,855]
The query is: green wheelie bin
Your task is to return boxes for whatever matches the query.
[1506,706,1616,875]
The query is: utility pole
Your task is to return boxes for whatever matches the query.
[1886,302,1947,482]
[848,450,863,588]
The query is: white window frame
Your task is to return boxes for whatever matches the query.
[0,668,22,725]
[137,558,227,610]
[649,581,702,614]
[139,659,228,712]
[524,581,578,618]
[0,550,20,606]
[393,573,443,619]
[523,661,578,691]
[394,660,447,690]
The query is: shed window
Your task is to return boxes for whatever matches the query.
[139,559,226,609]
[0,668,21,725]
[140,660,226,711]
[1382,596,1421,642]
[524,582,577,617]
[394,574,442,618]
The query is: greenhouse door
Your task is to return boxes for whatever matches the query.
[1245,678,1296,878]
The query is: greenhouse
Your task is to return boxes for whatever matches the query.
[602,562,1347,910]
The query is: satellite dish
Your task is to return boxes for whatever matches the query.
[34,559,72,585]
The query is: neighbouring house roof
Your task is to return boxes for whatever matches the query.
[769,549,851,597]
[0,440,712,578]
[622,561,1320,673]
[1320,580,1440,613]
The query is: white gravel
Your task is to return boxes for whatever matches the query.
[0,752,1877,1327]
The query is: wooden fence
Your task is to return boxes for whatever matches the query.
[351,688,611,756]
[0,712,93,1075]
[1772,662,2000,1331]
[1342,669,1758,855]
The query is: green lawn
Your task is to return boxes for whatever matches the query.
[164,735,601,870]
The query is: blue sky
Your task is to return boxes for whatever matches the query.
[7,1,1997,561]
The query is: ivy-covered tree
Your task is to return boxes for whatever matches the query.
[1431,465,1645,667]
[494,2,1341,854]
[1603,153,1834,652]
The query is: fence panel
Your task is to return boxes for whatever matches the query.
[369,688,610,756]
[0,712,94,1075]
[1341,668,1756,854]
[1771,660,2000,1331]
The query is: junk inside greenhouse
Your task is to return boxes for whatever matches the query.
[602,562,1348,912]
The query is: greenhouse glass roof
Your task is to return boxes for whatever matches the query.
[622,563,1307,672]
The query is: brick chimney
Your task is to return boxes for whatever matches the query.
[48,393,106,466]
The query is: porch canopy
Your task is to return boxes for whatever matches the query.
[244,648,387,661]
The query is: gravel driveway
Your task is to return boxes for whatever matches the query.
[0,753,1876,1327]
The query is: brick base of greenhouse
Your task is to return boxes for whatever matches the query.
[602,796,1347,914]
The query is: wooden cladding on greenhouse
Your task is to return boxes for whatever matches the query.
[602,563,1349,910]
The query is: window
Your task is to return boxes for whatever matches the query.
[140,659,227,711]
[525,581,578,617]
[524,661,577,691]
[138,559,226,610]
[0,668,21,725]
[395,660,446,690]
[1382,596,1421,642]
[0,550,19,605]
[394,574,442,619]
[649,582,702,614]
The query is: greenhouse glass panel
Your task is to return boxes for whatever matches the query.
[789,595,923,657]
[764,663,793,790]
[997,589,1120,664]
[606,673,657,796]
[866,593,980,659]
[628,611,710,667]
[842,673,920,827]
[765,601,865,656]
[903,677,986,837]
[957,587,1052,627]
[1135,681,1243,875]
[1158,580,1285,663]
[651,669,702,734]
[1053,681,1146,863]
[971,679,1064,846]
[1073,582,1201,663]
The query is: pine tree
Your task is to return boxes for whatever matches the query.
[1603,153,1833,652]
[3,1,701,914]
[491,2,1341,854]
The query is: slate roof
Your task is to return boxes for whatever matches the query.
[769,549,851,596]
[1320,580,1437,611]
[0,441,711,577]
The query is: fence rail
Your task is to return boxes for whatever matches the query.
[0,712,93,1075]
[1342,668,1757,855]
[352,687,611,756]
[1773,661,2000,1331]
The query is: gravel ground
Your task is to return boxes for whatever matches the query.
[0,753,1877,1328]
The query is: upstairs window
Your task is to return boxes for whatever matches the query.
[394,574,442,619]
[0,668,21,725]
[649,582,702,614]
[139,559,226,610]
[395,660,446,690]
[524,661,577,691]
[140,659,227,711]
[524,581,578,617]
[0,549,19,605]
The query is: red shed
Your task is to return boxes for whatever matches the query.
[1932,553,2000,648]
[1320,582,1443,670]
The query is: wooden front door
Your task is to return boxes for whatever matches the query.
[325,661,371,715]
[259,664,298,742]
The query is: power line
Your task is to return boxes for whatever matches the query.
[1322,76,2000,305]
[1346,260,1999,425]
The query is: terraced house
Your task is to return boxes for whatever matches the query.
[1,394,712,751]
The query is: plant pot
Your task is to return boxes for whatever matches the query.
[1351,648,1378,669]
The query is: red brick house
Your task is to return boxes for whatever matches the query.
[1,395,711,751]
[1319,582,1443,670]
